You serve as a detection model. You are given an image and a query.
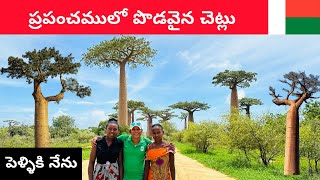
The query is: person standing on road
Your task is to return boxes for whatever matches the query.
[88,118,123,180]
[143,123,175,180]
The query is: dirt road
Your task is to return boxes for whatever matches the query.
[82,151,234,180]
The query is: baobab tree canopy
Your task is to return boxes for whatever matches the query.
[270,71,320,105]
[239,98,263,107]
[81,35,157,68]
[212,70,257,89]
[169,101,210,122]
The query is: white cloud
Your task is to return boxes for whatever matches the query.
[52,108,68,118]
[75,109,108,128]
[205,60,241,71]
[225,89,246,104]
[128,72,153,95]
[61,99,94,105]
[177,50,201,65]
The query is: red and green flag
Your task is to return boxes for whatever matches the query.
[286,0,320,34]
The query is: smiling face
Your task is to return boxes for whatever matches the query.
[152,126,164,142]
[106,123,119,139]
[130,126,142,139]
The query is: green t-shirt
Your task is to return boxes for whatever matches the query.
[117,134,152,180]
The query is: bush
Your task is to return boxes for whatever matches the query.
[70,129,96,143]
[172,131,184,142]
[50,137,82,147]
[183,121,220,153]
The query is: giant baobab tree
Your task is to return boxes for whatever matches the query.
[82,36,157,125]
[169,101,210,123]
[239,97,262,119]
[269,71,320,175]
[113,100,145,125]
[212,70,257,113]
[1,47,91,147]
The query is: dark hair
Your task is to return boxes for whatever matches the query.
[106,118,119,128]
[151,123,163,130]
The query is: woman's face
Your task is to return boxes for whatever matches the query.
[106,123,119,139]
[152,126,163,142]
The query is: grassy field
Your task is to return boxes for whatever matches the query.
[174,142,320,180]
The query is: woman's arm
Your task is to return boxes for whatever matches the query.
[118,148,123,180]
[88,145,97,180]
[169,152,175,180]
[143,160,150,180]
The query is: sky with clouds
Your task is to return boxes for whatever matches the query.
[0,35,319,130]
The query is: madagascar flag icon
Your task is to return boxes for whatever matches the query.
[286,0,320,34]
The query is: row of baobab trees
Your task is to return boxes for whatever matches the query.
[1,35,320,176]
[109,97,262,137]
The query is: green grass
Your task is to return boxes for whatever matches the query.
[82,147,91,160]
[174,142,320,180]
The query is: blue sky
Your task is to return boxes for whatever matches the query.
[0,35,319,130]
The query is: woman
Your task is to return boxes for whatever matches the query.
[143,124,175,180]
[88,118,123,180]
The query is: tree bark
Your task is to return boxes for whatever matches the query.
[184,117,187,129]
[147,116,152,137]
[246,106,250,119]
[231,84,239,113]
[131,111,135,122]
[33,81,49,148]
[188,111,194,123]
[284,103,300,175]
[118,62,128,126]
[127,110,131,125]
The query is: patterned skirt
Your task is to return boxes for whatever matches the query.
[93,161,119,180]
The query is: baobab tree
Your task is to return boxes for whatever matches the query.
[156,109,177,123]
[269,71,320,175]
[239,97,262,118]
[113,100,145,125]
[1,47,91,147]
[179,112,188,129]
[82,35,157,125]
[212,70,257,113]
[138,107,158,136]
[169,101,210,123]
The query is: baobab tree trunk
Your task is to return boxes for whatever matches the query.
[231,85,239,113]
[246,106,250,119]
[33,81,49,148]
[184,117,187,129]
[284,104,300,175]
[34,98,49,147]
[188,111,194,123]
[127,110,131,125]
[132,111,135,122]
[147,116,152,137]
[118,63,128,126]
